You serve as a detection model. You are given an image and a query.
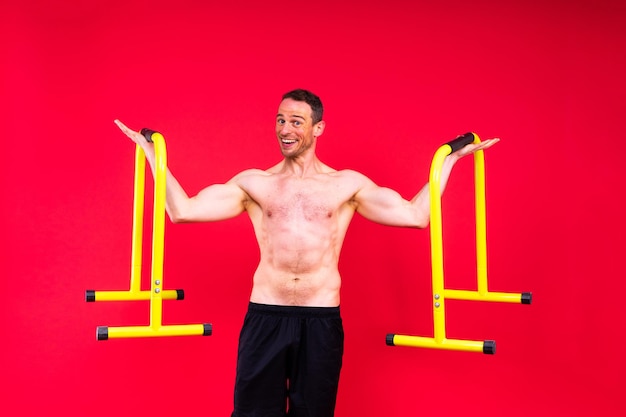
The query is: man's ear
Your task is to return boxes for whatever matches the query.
[314,120,326,137]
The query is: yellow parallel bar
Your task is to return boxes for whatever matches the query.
[90,290,180,302]
[90,129,212,340]
[386,132,530,353]
[444,289,524,303]
[390,334,487,353]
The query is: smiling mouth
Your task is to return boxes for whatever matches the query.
[281,139,297,145]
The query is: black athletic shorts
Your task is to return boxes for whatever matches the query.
[231,302,344,417]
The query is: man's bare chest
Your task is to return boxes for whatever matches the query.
[266,188,334,222]
[245,176,353,222]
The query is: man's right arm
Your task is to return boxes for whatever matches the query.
[114,119,248,223]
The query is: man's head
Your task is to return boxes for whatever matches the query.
[276,89,325,159]
[281,89,323,125]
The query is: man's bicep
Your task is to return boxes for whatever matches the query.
[189,182,248,222]
[355,184,395,212]
[353,182,423,228]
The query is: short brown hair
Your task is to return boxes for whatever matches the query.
[282,89,324,124]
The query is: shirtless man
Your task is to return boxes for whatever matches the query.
[115,89,498,417]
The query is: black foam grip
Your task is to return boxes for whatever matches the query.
[203,324,213,336]
[521,292,533,304]
[176,289,185,300]
[385,334,395,346]
[140,128,158,143]
[446,132,475,153]
[85,290,95,302]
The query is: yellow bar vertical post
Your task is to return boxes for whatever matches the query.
[130,145,146,294]
[429,145,452,344]
[149,133,167,331]
[474,138,488,295]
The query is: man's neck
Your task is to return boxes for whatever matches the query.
[281,152,324,178]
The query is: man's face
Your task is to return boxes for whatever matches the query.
[275,98,323,158]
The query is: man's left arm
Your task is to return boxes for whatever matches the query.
[353,139,499,228]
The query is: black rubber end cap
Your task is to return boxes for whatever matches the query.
[203,324,212,336]
[85,290,96,302]
[176,289,185,300]
[483,340,496,354]
[521,292,532,304]
[386,334,395,346]
[97,327,109,341]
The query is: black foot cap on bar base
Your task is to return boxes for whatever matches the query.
[176,289,185,300]
[97,327,109,341]
[483,340,496,354]
[385,334,395,346]
[85,290,96,302]
[521,292,532,304]
[203,324,212,336]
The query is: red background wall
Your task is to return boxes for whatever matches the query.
[1,1,624,416]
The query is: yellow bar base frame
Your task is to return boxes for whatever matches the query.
[387,133,531,354]
[98,324,211,340]
[387,334,494,354]
[445,289,531,304]
[86,289,182,302]
[88,128,211,340]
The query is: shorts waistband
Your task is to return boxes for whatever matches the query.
[248,302,340,318]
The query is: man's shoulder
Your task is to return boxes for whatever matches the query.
[226,168,272,192]
[236,168,272,176]
[328,168,370,183]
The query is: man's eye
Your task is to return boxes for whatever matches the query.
[277,119,285,125]
[293,121,301,126]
